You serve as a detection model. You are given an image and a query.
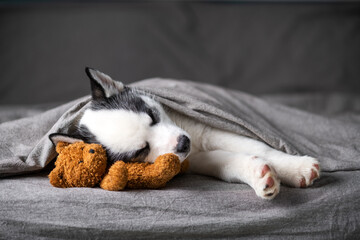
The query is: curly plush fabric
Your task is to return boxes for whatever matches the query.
[50,141,182,191]
[100,153,182,190]
[49,142,107,188]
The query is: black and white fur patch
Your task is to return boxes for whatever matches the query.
[75,68,189,164]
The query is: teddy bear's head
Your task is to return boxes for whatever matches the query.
[49,134,107,188]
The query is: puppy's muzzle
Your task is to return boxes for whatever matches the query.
[176,135,191,155]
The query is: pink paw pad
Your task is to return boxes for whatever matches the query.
[313,164,320,170]
[264,177,274,189]
[310,169,318,181]
[261,165,270,178]
[300,178,306,188]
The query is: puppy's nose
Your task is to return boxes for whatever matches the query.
[176,135,190,153]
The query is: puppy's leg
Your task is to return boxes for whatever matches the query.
[201,128,320,188]
[263,154,320,188]
[188,150,280,200]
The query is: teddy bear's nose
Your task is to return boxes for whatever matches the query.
[89,149,95,154]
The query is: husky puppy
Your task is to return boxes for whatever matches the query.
[61,68,321,199]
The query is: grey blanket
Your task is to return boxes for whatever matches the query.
[1,79,360,239]
[1,79,359,177]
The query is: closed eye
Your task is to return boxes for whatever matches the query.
[105,142,151,163]
[147,108,160,126]
[134,142,150,158]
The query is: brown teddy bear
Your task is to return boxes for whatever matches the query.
[48,139,187,191]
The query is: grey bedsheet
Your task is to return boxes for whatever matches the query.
[1,79,360,239]
[1,169,359,239]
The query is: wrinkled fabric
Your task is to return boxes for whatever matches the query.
[0,170,359,239]
[1,79,359,177]
[1,79,360,239]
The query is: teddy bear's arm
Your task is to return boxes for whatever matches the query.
[126,153,181,189]
[49,167,68,188]
[100,161,128,191]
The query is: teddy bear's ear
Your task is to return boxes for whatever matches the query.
[49,133,83,153]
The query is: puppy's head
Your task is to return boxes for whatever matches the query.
[76,68,190,164]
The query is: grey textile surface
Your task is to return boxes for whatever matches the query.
[1,79,360,178]
[1,79,360,239]
[1,170,359,239]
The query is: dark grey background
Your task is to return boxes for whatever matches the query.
[0,1,359,104]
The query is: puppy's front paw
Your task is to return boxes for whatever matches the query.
[251,160,280,200]
[280,156,320,188]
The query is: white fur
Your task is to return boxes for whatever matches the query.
[80,102,189,163]
[166,110,320,199]
[80,109,151,152]
[79,71,320,200]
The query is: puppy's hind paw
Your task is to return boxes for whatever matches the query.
[252,162,280,200]
[280,156,320,188]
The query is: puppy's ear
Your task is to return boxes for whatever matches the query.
[85,67,124,100]
[49,133,84,153]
